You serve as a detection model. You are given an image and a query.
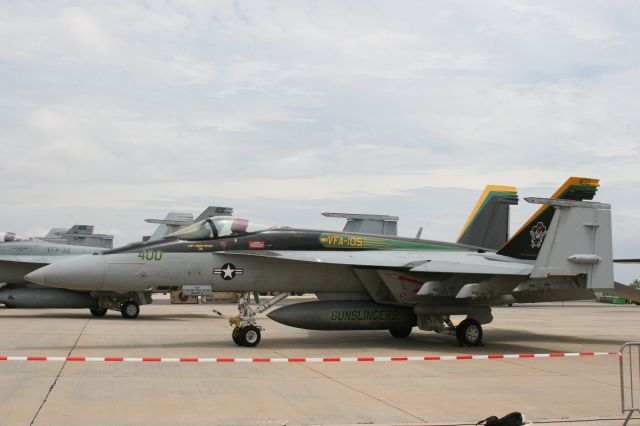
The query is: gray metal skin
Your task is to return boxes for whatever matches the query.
[0,240,104,310]
[17,184,519,343]
[0,240,100,284]
[23,185,514,300]
[0,208,231,313]
[41,225,114,249]
[457,193,517,250]
[0,285,99,309]
[25,191,617,347]
[0,207,387,314]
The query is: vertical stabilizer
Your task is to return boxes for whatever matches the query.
[457,185,518,249]
[497,177,599,260]
[527,197,613,289]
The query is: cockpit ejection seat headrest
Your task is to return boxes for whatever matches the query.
[231,219,249,234]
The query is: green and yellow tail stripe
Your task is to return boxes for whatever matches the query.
[456,185,518,242]
[506,177,599,242]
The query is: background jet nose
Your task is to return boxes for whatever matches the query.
[24,268,46,285]
[24,254,106,290]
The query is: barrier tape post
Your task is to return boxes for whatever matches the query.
[620,342,640,426]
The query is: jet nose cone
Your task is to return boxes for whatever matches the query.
[24,254,105,290]
[24,268,45,285]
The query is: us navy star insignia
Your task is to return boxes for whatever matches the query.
[213,263,244,280]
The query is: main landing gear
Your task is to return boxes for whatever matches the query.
[418,314,485,346]
[389,325,413,338]
[120,300,140,319]
[88,300,141,319]
[89,308,107,317]
[455,318,483,346]
[227,292,288,347]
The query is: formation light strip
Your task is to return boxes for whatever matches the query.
[0,352,617,363]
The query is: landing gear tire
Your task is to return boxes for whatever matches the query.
[389,326,412,338]
[232,327,242,346]
[90,308,107,317]
[237,325,261,347]
[120,301,140,319]
[456,318,482,346]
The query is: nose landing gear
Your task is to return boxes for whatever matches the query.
[228,292,288,347]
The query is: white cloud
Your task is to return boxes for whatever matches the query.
[56,7,121,57]
[0,0,639,283]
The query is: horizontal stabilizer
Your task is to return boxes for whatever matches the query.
[593,282,640,303]
[145,219,193,226]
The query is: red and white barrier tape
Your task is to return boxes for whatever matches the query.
[0,352,617,363]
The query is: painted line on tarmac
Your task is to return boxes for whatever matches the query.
[0,352,617,363]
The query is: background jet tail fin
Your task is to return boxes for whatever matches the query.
[145,212,194,241]
[497,177,600,260]
[144,206,234,241]
[456,185,518,249]
[194,206,233,222]
[322,213,399,236]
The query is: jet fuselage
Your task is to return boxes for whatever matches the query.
[26,228,476,294]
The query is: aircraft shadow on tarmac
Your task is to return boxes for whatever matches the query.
[0,311,212,321]
[10,329,626,353]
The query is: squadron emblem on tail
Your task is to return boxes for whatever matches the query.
[529,222,547,248]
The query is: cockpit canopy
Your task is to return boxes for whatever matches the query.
[169,218,275,241]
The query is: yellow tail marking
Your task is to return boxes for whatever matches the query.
[503,177,599,246]
[457,185,517,242]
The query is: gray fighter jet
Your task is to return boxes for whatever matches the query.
[25,184,530,346]
[1,206,400,315]
[0,207,231,316]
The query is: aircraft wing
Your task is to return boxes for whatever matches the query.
[221,250,532,275]
[407,257,532,275]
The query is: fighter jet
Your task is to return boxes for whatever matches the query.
[2,205,400,315]
[0,207,232,317]
[25,184,528,345]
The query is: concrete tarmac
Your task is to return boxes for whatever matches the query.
[1,297,639,425]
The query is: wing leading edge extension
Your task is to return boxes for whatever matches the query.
[220,249,533,275]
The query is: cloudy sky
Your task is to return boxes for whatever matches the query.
[1,1,639,282]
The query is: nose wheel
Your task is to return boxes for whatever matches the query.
[227,292,288,347]
[232,325,262,347]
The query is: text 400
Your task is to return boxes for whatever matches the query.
[138,250,163,261]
